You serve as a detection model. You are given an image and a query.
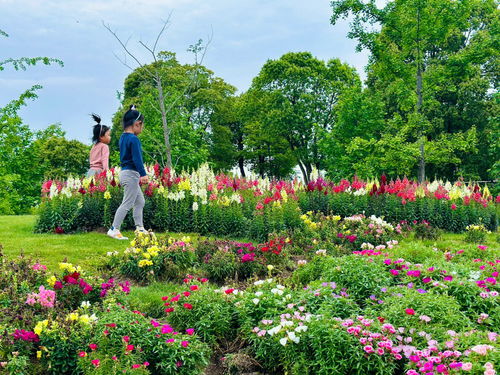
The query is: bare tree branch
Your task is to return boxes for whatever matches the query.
[103,22,146,70]
[153,13,173,54]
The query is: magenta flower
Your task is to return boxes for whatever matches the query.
[91,359,100,367]
[363,345,374,353]
[181,340,189,348]
[405,308,415,315]
[186,328,195,336]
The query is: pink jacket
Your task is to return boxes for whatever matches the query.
[89,142,109,171]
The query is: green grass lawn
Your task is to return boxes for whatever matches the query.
[0,215,498,273]
[0,215,135,272]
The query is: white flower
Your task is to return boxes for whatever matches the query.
[288,331,300,343]
[277,285,285,290]
[254,280,265,286]
[279,337,288,346]
[252,298,260,305]
[295,325,308,333]
[277,290,284,296]
[255,291,263,297]
[81,301,91,309]
[266,278,274,283]
[192,202,199,211]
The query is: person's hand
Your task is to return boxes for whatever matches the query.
[140,176,149,184]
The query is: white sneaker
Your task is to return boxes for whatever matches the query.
[107,228,128,240]
[135,227,149,234]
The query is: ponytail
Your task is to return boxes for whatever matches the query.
[123,105,144,128]
[91,113,110,144]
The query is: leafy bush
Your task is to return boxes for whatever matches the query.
[165,284,238,345]
[464,223,490,243]
[413,221,441,240]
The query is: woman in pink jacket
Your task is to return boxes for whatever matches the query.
[87,114,111,177]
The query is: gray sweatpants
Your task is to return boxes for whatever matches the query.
[112,170,145,230]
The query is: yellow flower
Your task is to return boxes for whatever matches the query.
[34,320,48,335]
[66,312,79,321]
[415,186,426,198]
[178,179,191,191]
[300,214,307,221]
[168,237,175,245]
[59,262,76,273]
[309,223,318,230]
[79,314,90,324]
[483,185,491,199]
[282,190,288,202]
[138,259,153,268]
[37,351,42,359]
[47,276,57,287]
[181,236,191,243]
[103,191,111,200]
[332,215,341,221]
[130,240,136,247]
[142,252,151,259]
[267,265,274,271]
[148,246,160,254]
[285,238,291,243]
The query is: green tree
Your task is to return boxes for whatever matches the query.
[33,124,89,178]
[245,52,360,182]
[111,52,236,172]
[331,0,499,181]
[0,29,63,213]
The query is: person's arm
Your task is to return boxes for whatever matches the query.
[131,137,147,177]
[101,144,110,170]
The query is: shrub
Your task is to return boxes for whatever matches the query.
[91,304,211,375]
[464,223,490,243]
[377,287,472,342]
[413,221,441,240]
[165,284,238,345]
[292,255,393,304]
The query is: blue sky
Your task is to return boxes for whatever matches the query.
[0,0,369,144]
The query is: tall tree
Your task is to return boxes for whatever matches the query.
[245,52,360,182]
[331,0,499,181]
[0,29,63,213]
[104,20,212,168]
[111,53,236,171]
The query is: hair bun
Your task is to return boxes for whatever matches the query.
[91,113,101,124]
[129,105,137,111]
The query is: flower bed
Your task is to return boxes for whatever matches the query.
[0,230,498,374]
[35,164,498,237]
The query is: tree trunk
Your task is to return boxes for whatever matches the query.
[298,160,309,184]
[238,157,245,177]
[156,75,172,168]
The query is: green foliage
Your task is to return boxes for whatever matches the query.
[292,255,393,304]
[166,286,238,345]
[377,287,472,341]
[92,304,211,375]
[413,221,441,240]
[0,31,65,214]
[111,52,235,171]
[330,0,500,180]
[243,52,360,181]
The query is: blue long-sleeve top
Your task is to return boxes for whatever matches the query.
[119,133,147,177]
